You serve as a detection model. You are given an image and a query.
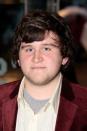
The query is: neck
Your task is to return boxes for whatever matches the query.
[24,73,62,100]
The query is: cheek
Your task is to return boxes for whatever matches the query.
[18,55,29,68]
[48,52,63,64]
[19,52,30,62]
[46,55,62,69]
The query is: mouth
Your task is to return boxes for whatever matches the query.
[31,67,46,69]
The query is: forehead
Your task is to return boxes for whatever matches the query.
[44,31,60,42]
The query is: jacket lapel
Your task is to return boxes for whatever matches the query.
[55,96,78,131]
[2,96,18,131]
[55,78,78,131]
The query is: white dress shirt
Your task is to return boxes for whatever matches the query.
[16,73,62,131]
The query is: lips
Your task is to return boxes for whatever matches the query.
[31,67,46,69]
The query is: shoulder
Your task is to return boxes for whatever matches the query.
[69,81,87,100]
[0,80,20,100]
[62,77,87,98]
[67,81,87,128]
[62,78,87,109]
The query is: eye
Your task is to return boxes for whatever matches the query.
[25,47,34,52]
[43,47,51,51]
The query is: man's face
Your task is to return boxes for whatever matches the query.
[18,31,68,86]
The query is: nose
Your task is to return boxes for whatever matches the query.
[32,50,43,63]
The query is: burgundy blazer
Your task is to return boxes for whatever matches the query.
[0,78,87,131]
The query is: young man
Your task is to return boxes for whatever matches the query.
[0,11,87,131]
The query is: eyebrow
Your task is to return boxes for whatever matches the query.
[20,44,32,49]
[20,41,60,48]
[42,43,60,48]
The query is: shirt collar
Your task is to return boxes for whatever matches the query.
[17,73,63,113]
[17,77,25,106]
[44,73,62,113]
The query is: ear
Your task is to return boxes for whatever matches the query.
[62,57,69,65]
[17,60,20,67]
